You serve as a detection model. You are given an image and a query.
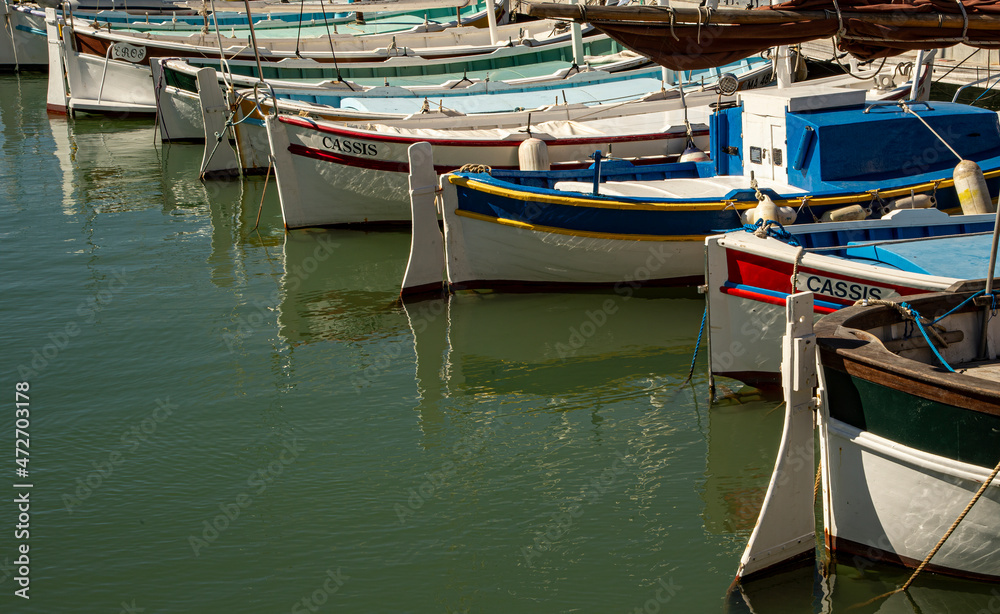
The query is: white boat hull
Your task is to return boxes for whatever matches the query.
[442,200,702,288]
[268,111,702,228]
[52,20,157,115]
[1,5,47,69]
[151,61,205,141]
[821,417,1000,580]
[704,210,995,391]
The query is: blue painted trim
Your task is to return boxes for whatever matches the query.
[14,25,45,36]
[722,281,842,311]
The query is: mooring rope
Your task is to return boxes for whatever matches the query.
[813,462,822,505]
[681,307,708,385]
[854,298,955,372]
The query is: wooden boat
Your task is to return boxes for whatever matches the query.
[4,0,491,70]
[190,56,766,176]
[732,287,1000,586]
[813,288,1000,581]
[401,79,996,294]
[705,209,1000,393]
[265,93,717,228]
[2,0,49,69]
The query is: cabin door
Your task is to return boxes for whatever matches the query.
[745,115,787,184]
[768,122,786,183]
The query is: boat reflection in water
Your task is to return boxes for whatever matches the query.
[730,560,1000,613]
[403,291,704,395]
[702,401,784,536]
[277,228,411,347]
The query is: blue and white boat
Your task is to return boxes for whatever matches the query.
[189,57,770,178]
[402,83,1000,295]
[152,30,669,142]
[705,208,999,392]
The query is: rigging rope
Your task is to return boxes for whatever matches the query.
[899,102,964,161]
[955,0,970,44]
[717,219,801,247]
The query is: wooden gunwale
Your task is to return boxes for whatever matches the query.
[815,294,1000,414]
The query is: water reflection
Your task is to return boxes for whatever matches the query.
[402,292,706,444]
[277,228,410,345]
[703,402,784,535]
[730,560,1000,613]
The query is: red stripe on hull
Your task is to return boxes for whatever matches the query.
[724,249,931,306]
[280,114,707,148]
[286,144,675,174]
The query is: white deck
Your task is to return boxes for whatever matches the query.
[553,176,805,199]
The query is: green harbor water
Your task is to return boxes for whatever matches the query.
[2,73,999,613]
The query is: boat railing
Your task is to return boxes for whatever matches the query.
[951,71,1000,104]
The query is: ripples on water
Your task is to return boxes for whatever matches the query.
[2,74,998,613]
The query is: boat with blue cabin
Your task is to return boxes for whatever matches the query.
[414,84,1000,292]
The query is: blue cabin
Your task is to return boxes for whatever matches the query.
[711,86,1000,196]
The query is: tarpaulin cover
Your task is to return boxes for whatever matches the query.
[589,0,1000,70]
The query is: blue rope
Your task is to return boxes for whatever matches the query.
[683,307,708,384]
[714,219,801,246]
[900,301,956,373]
[929,290,985,327]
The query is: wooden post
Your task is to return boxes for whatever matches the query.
[485,0,499,45]
[571,0,585,67]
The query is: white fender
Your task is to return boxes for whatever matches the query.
[955,159,995,215]
[518,138,550,171]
